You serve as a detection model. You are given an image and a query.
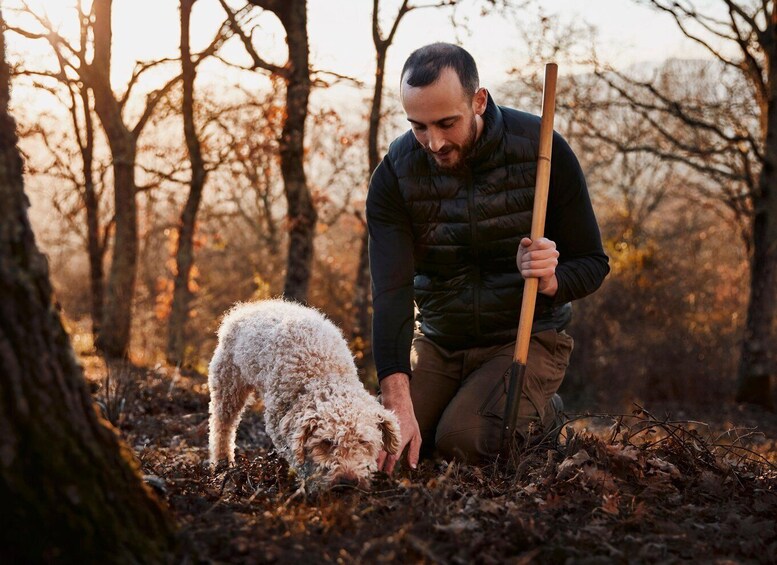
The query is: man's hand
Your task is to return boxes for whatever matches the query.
[517,237,559,296]
[377,372,421,474]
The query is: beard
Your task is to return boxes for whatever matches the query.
[426,113,479,174]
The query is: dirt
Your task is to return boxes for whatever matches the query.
[83,355,777,564]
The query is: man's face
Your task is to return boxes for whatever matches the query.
[401,67,487,172]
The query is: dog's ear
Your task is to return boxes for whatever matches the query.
[284,412,318,466]
[378,408,401,455]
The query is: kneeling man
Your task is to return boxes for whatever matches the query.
[368,43,610,472]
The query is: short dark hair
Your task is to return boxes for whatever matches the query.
[401,43,480,97]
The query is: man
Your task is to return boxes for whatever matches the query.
[368,43,609,473]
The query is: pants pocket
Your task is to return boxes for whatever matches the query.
[534,328,559,357]
[554,330,574,372]
[477,367,510,417]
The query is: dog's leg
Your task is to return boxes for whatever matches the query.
[208,352,251,467]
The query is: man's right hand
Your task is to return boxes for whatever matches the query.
[377,372,421,474]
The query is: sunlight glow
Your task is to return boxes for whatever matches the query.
[4,0,723,119]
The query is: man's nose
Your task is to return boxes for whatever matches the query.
[428,129,445,152]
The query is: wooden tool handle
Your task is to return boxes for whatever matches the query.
[513,63,558,364]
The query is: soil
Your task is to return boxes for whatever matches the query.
[83,355,777,564]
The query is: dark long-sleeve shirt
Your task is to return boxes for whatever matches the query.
[367,104,609,381]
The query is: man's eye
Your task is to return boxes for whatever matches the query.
[440,122,454,129]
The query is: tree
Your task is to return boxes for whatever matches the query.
[9,0,227,358]
[82,0,176,357]
[208,87,286,256]
[219,0,317,302]
[14,7,111,347]
[166,0,211,365]
[0,12,177,560]
[603,0,776,406]
[353,0,421,376]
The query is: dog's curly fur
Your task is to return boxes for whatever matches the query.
[208,300,401,490]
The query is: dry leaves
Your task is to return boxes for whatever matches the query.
[84,360,777,564]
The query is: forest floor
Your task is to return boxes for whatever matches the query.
[81,354,777,564]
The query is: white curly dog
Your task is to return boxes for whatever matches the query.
[208,299,400,490]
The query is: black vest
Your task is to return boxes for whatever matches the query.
[385,95,570,349]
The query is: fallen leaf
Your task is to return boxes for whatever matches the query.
[647,456,681,478]
[557,449,593,479]
[433,517,480,534]
[600,493,620,516]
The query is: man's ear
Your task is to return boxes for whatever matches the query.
[473,87,488,116]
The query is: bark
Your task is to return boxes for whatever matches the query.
[79,86,106,346]
[353,0,414,374]
[223,0,315,302]
[89,0,139,358]
[274,0,316,302]
[737,156,777,407]
[73,11,107,347]
[97,136,137,358]
[621,0,776,405]
[736,22,777,407]
[167,0,208,365]
[353,44,389,373]
[0,17,176,561]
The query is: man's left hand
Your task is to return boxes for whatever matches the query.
[517,237,559,297]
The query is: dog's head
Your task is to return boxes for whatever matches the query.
[282,396,400,491]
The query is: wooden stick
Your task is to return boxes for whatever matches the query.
[501,63,558,455]
[514,63,557,364]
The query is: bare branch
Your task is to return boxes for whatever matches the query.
[14,67,68,82]
[211,53,257,73]
[5,25,46,41]
[131,73,183,138]
[721,0,762,35]
[598,67,763,161]
[246,0,285,13]
[310,69,365,88]
[587,128,747,184]
[725,4,768,109]
[136,163,189,186]
[193,14,237,66]
[644,0,770,109]
[217,0,287,76]
[645,0,737,39]
[119,58,178,111]
[382,0,411,48]
[14,1,85,66]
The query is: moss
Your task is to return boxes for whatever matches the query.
[3,411,176,563]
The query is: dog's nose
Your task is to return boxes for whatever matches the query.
[331,475,359,489]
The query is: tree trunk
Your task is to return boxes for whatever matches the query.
[354,229,373,365]
[167,0,207,365]
[0,19,177,561]
[353,46,389,374]
[80,86,106,347]
[90,0,138,358]
[276,0,316,302]
[736,65,777,408]
[98,140,138,358]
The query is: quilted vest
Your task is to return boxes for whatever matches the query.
[385,95,569,349]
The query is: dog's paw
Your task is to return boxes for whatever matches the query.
[209,458,232,474]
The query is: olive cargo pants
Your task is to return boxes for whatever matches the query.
[410,328,574,462]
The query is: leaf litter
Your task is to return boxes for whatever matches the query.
[84,357,777,563]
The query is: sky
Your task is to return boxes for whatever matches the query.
[3,0,729,250]
[4,0,717,112]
